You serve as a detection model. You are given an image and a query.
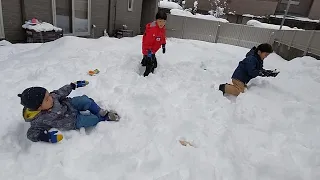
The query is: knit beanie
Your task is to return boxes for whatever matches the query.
[18,87,47,110]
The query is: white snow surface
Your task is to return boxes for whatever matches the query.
[159,0,183,10]
[243,14,265,19]
[1,36,320,180]
[170,9,229,23]
[247,20,303,30]
[22,22,62,32]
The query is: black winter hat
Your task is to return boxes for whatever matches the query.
[156,10,167,20]
[18,87,47,110]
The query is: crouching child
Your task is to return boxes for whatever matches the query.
[219,43,279,96]
[18,80,120,143]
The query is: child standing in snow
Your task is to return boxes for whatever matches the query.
[18,81,120,143]
[141,10,167,77]
[219,43,279,96]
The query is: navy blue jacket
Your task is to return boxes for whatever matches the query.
[231,47,264,84]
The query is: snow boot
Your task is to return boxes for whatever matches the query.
[219,83,226,95]
[106,110,120,121]
[88,99,117,121]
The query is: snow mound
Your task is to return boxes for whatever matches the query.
[247,20,303,30]
[0,40,12,46]
[0,36,319,180]
[22,22,62,32]
[159,0,183,10]
[170,9,229,23]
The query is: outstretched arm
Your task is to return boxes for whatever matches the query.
[51,81,89,99]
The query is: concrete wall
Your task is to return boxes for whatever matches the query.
[275,0,314,17]
[2,0,24,43]
[309,0,320,20]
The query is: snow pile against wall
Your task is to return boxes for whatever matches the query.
[247,20,303,30]
[159,0,183,10]
[170,9,229,23]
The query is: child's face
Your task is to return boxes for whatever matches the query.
[258,51,270,60]
[38,91,53,110]
[156,19,166,28]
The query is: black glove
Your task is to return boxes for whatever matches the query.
[258,70,268,77]
[162,44,166,54]
[259,69,279,77]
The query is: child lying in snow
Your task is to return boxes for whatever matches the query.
[18,81,120,143]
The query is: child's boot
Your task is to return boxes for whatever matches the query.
[219,83,226,95]
[106,110,120,121]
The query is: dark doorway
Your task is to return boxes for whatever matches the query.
[140,0,157,34]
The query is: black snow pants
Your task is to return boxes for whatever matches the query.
[141,54,157,77]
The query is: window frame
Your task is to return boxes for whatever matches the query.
[280,0,300,5]
[128,0,134,12]
[52,0,92,36]
[0,0,5,39]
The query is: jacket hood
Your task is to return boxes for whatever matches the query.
[246,46,262,61]
[23,107,41,122]
[246,47,256,57]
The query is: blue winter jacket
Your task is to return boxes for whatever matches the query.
[231,47,264,84]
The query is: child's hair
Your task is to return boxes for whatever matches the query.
[156,10,167,20]
[256,43,273,53]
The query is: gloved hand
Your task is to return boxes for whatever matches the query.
[162,44,166,54]
[47,130,63,143]
[71,80,89,89]
[259,69,279,77]
[39,129,63,143]
[147,49,152,58]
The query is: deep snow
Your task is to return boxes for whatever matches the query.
[0,36,320,180]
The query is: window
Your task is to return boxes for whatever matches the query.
[280,0,300,5]
[128,0,134,11]
[52,0,91,36]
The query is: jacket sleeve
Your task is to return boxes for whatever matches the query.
[246,57,260,77]
[143,25,155,53]
[51,84,74,100]
[27,126,50,142]
[161,28,166,45]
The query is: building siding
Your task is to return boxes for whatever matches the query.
[2,0,24,42]
[91,0,109,37]
[114,0,143,35]
[275,0,314,17]
[140,0,158,33]
[24,0,53,23]
[228,0,278,16]
[309,0,320,19]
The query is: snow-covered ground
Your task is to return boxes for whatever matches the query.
[1,36,320,180]
[247,20,303,30]
[170,9,229,23]
[159,0,183,10]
